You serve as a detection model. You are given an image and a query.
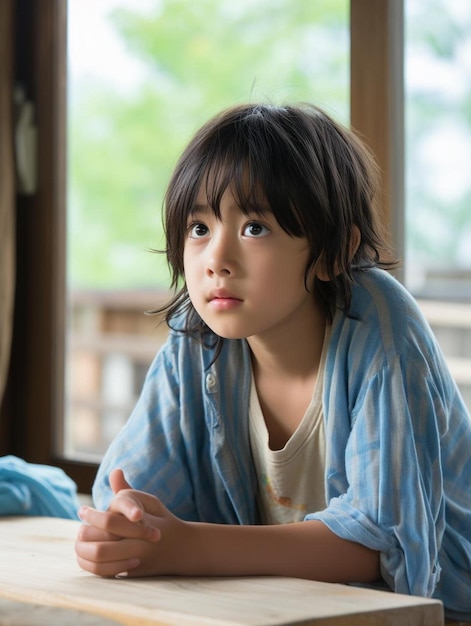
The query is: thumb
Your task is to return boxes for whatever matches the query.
[109,468,132,494]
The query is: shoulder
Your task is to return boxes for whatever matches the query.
[328,268,441,377]
[350,267,432,348]
[349,267,422,324]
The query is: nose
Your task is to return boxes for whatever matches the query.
[205,229,237,277]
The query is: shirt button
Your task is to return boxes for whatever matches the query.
[206,373,217,391]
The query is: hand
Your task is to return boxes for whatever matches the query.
[77,472,381,582]
[75,469,188,578]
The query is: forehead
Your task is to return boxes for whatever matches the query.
[192,165,270,216]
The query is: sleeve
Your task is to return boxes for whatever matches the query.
[306,353,445,597]
[92,337,200,521]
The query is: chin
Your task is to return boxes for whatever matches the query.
[212,330,247,340]
[203,322,248,340]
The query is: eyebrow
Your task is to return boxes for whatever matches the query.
[189,204,209,215]
[189,201,270,218]
[188,204,218,222]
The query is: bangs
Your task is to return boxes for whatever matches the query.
[191,134,306,239]
[157,102,393,341]
[163,103,332,287]
[199,157,270,220]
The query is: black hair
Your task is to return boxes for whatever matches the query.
[153,102,396,348]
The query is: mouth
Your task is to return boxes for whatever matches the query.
[208,291,243,310]
[208,288,240,301]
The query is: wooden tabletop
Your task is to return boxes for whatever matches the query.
[0,516,444,625]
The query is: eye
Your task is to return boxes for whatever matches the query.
[243,221,270,238]
[187,222,209,238]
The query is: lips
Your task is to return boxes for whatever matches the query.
[208,289,243,310]
[208,289,241,302]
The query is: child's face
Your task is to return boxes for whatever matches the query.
[183,182,321,342]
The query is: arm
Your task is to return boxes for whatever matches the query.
[178,517,379,582]
[76,470,380,581]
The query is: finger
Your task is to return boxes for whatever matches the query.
[111,489,172,519]
[109,492,146,522]
[79,505,160,542]
[76,554,140,578]
[77,523,120,542]
[75,536,143,577]
[109,468,132,494]
[76,537,138,563]
[109,470,150,522]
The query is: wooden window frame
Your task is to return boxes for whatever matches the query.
[0,0,404,493]
[351,0,404,275]
[1,0,97,490]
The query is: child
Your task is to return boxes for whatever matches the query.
[75,103,471,621]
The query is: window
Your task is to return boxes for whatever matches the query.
[2,1,404,492]
[405,0,471,408]
[65,0,350,462]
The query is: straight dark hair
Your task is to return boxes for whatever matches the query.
[153,102,396,351]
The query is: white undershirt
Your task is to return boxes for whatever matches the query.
[249,328,330,524]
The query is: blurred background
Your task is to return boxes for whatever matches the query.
[0,0,471,493]
[65,0,471,460]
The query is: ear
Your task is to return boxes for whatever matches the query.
[314,225,361,282]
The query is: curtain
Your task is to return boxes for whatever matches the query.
[0,0,15,404]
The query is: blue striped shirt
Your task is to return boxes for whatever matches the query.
[93,268,471,619]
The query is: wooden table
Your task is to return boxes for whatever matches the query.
[0,516,443,625]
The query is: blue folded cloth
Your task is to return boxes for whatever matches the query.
[0,455,80,519]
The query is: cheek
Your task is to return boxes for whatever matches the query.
[182,248,194,280]
[253,261,306,305]
[270,254,308,286]
[183,253,201,300]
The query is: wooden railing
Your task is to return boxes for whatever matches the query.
[64,289,471,460]
[417,299,471,408]
[65,289,169,459]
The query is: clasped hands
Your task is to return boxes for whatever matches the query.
[75,468,188,578]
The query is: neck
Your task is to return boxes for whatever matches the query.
[247,300,327,381]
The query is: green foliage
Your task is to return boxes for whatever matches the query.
[405,0,471,270]
[111,0,348,107]
[67,0,349,289]
[68,0,471,289]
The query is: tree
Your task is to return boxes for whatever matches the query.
[406,0,471,272]
[68,0,348,289]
